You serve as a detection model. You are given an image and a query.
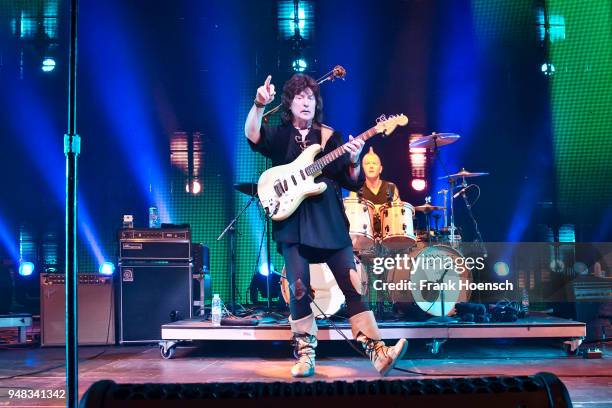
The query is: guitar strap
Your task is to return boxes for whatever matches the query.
[320,125,334,150]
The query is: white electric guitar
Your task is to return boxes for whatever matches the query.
[257,114,409,221]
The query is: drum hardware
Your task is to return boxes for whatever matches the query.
[437,189,449,229]
[414,203,445,213]
[438,168,490,179]
[438,168,488,253]
[409,132,461,149]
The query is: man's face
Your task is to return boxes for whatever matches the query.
[290,88,316,123]
[362,154,382,179]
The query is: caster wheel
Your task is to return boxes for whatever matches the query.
[160,345,176,360]
[563,343,580,356]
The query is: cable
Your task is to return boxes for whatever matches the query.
[0,349,108,381]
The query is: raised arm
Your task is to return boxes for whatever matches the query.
[245,75,276,144]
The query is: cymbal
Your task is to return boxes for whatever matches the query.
[414,203,445,213]
[438,168,489,180]
[409,132,460,149]
[234,182,258,196]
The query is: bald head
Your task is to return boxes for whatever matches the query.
[362,147,382,180]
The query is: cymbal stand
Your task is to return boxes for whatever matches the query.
[430,136,458,247]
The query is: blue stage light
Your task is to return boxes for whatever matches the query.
[258,262,270,277]
[99,262,115,276]
[493,261,510,277]
[42,58,56,72]
[292,58,307,72]
[19,261,35,277]
[541,62,555,76]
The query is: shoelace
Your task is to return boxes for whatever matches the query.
[364,338,389,359]
[292,335,315,367]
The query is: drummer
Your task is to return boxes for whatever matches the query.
[349,147,400,209]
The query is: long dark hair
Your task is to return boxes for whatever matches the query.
[280,74,323,125]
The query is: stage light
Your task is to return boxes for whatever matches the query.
[42,58,56,72]
[190,179,202,195]
[292,58,308,72]
[493,261,510,277]
[99,262,115,276]
[258,262,271,277]
[19,261,35,277]
[411,179,426,191]
[250,263,280,301]
[541,62,555,76]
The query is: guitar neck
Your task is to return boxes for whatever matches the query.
[305,126,379,176]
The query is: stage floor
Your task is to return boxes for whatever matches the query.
[0,339,610,407]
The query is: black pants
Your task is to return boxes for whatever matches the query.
[281,243,368,320]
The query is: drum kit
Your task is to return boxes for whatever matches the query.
[341,132,489,319]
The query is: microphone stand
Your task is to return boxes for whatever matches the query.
[428,267,459,324]
[217,193,259,315]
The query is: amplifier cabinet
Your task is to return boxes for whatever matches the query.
[119,228,190,261]
[119,264,192,343]
[40,273,115,346]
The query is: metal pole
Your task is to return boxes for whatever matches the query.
[65,0,80,406]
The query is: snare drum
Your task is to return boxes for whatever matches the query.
[343,198,376,252]
[379,202,416,251]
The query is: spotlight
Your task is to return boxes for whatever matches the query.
[99,262,115,276]
[541,62,555,76]
[292,58,307,73]
[493,261,510,277]
[185,179,202,195]
[411,179,426,191]
[42,58,56,72]
[19,261,35,277]
[249,264,280,301]
[191,180,201,195]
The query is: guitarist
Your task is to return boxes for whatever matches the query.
[245,74,407,378]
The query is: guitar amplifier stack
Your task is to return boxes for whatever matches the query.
[118,228,193,343]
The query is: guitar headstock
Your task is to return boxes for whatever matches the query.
[374,114,409,136]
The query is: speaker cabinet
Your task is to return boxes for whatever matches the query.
[119,264,192,343]
[40,273,115,346]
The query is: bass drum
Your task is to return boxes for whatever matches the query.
[281,255,368,318]
[388,244,471,317]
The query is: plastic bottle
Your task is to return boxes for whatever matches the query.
[149,206,161,228]
[521,288,530,316]
[211,294,222,326]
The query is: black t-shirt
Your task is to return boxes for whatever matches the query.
[249,123,365,250]
[360,180,398,206]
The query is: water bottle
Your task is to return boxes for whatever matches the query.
[521,288,530,316]
[211,294,222,327]
[149,206,161,228]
